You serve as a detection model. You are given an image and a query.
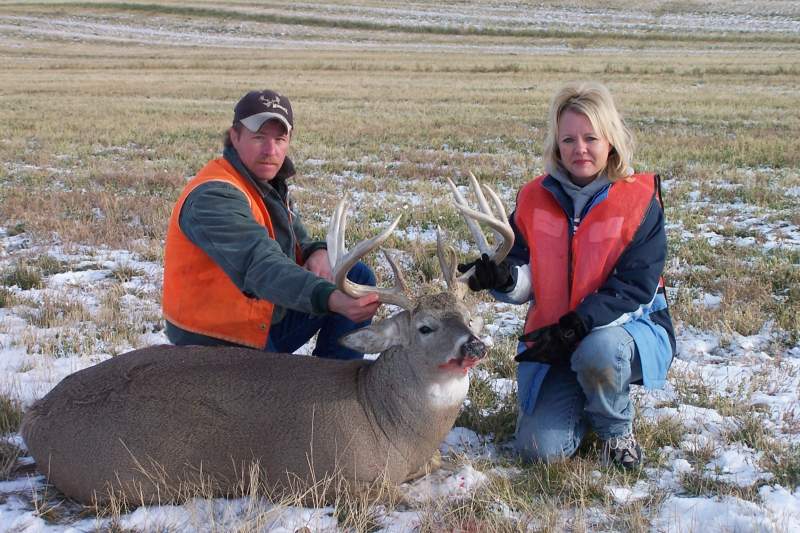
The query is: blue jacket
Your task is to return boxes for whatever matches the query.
[494,175,675,414]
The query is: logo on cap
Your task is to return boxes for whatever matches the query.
[259,94,289,115]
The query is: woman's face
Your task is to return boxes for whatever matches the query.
[557,109,612,186]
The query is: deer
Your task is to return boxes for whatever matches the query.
[20,174,513,506]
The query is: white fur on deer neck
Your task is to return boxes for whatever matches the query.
[427,373,469,409]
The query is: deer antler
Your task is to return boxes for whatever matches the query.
[327,195,414,310]
[444,173,514,286]
[436,226,467,300]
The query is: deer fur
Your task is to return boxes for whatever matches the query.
[21,292,485,505]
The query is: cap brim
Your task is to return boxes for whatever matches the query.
[240,112,292,134]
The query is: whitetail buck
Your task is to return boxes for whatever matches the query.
[21,174,513,505]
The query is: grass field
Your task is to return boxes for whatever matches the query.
[1,1,799,531]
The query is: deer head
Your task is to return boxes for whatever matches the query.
[325,175,513,373]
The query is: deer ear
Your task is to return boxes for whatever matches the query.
[338,311,410,353]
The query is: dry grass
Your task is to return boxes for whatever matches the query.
[1,0,799,529]
[0,395,23,436]
[0,395,24,480]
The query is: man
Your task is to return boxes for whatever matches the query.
[163,89,380,359]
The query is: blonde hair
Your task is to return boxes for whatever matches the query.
[543,81,634,182]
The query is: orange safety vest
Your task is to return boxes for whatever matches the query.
[515,173,657,336]
[163,158,279,349]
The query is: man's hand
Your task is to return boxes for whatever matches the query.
[305,249,333,282]
[457,253,513,292]
[515,312,588,365]
[328,290,380,323]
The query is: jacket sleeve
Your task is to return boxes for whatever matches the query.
[575,196,667,330]
[179,182,335,314]
[287,194,327,262]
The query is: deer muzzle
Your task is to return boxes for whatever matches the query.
[461,335,486,360]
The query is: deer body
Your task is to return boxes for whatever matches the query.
[21,293,483,505]
[23,177,512,505]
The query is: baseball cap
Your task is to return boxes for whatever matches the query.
[233,90,293,134]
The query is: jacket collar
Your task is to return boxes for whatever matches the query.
[223,146,296,197]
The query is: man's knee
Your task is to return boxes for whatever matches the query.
[347,261,376,286]
[515,414,579,463]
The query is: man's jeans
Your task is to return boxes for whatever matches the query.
[515,326,643,462]
[266,261,376,360]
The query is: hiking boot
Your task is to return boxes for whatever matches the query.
[601,433,643,470]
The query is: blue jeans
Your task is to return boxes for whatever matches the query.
[266,261,375,360]
[515,326,643,462]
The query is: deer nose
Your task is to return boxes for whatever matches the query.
[461,335,486,359]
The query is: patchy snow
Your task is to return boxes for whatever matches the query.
[1,1,798,58]
[1,4,800,526]
[760,485,800,532]
[655,495,776,532]
[606,480,650,504]
[2,189,799,530]
[705,445,775,487]
[402,464,489,503]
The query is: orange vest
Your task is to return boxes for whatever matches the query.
[515,173,656,335]
[163,158,277,349]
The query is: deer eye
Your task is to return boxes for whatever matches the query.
[418,325,434,334]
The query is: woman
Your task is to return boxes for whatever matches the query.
[461,81,675,469]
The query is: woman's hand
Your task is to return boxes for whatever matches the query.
[515,312,588,365]
[457,253,514,291]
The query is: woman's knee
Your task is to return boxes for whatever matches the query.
[515,414,581,462]
[572,328,632,373]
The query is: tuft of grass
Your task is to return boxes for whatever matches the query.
[0,395,23,435]
[414,488,522,532]
[7,223,26,237]
[33,255,70,276]
[112,264,144,283]
[407,245,441,285]
[21,294,91,329]
[635,415,687,468]
[479,336,518,380]
[456,374,517,444]
[2,264,43,290]
[671,369,741,416]
[725,413,772,451]
[1,440,22,480]
[764,443,800,489]
[509,457,608,507]
[0,287,12,308]
[680,470,759,501]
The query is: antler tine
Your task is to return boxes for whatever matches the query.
[437,227,467,301]
[326,198,413,310]
[447,174,514,283]
[447,177,491,256]
[479,182,514,263]
[326,193,348,267]
[469,171,505,248]
[381,248,413,309]
[468,171,493,223]
[436,227,457,290]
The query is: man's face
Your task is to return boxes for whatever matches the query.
[230,120,290,183]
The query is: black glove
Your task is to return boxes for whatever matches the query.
[457,253,513,292]
[515,312,588,365]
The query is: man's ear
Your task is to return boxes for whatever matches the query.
[338,311,410,353]
[228,127,240,148]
